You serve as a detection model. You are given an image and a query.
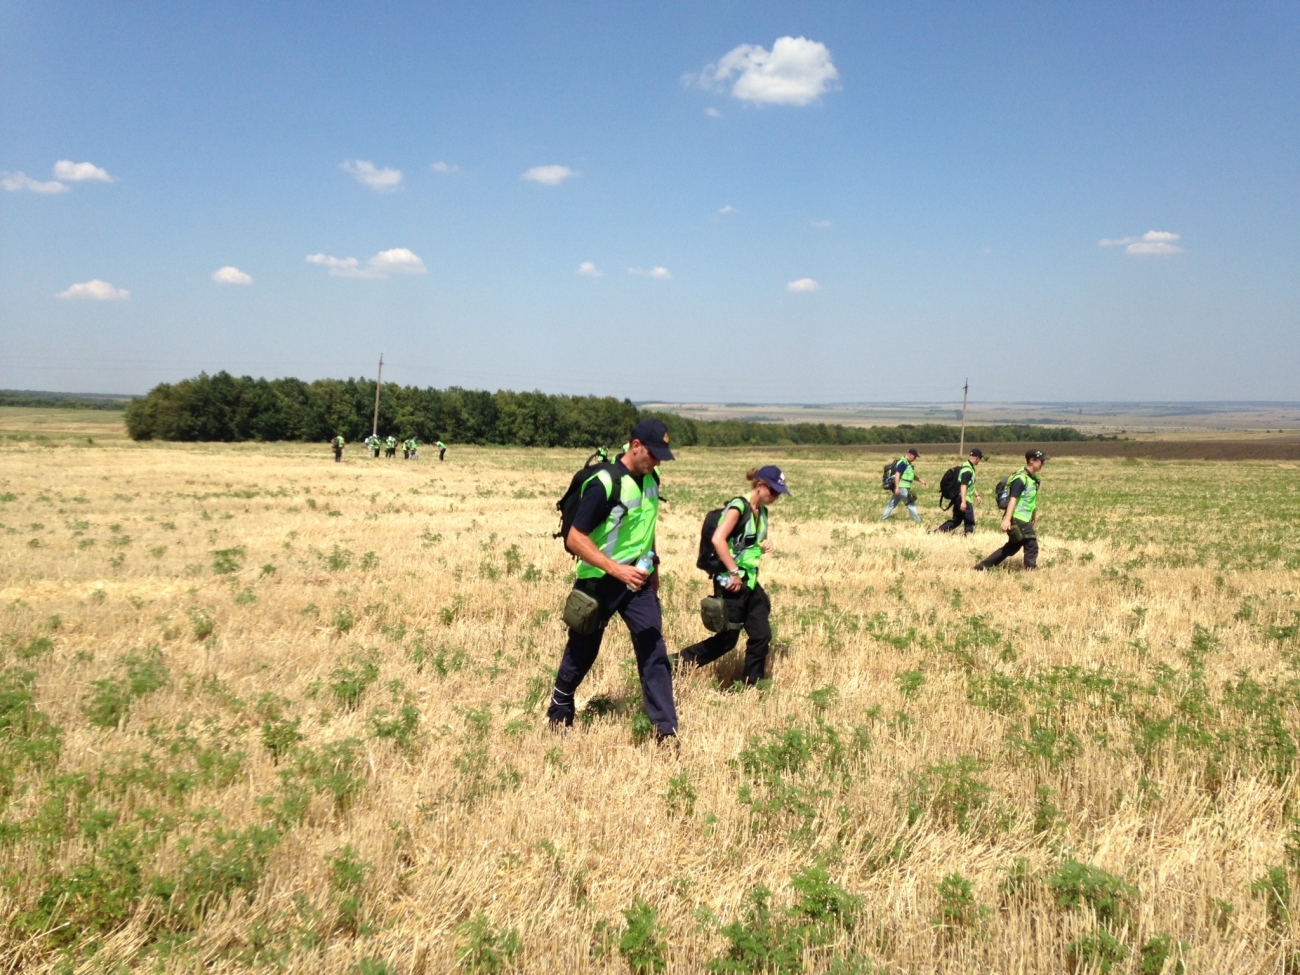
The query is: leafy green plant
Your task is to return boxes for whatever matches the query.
[261,715,304,762]
[619,898,666,975]
[188,607,216,640]
[330,844,373,935]
[332,606,356,634]
[330,654,379,710]
[1067,928,1129,974]
[932,872,988,934]
[210,546,246,575]
[456,911,520,973]
[664,771,697,818]
[905,756,990,831]
[1139,933,1187,975]
[1046,859,1137,927]
[83,647,169,728]
[371,705,421,754]
[1251,865,1291,931]
[15,635,54,661]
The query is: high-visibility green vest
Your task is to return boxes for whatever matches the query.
[386,437,396,447]
[959,461,977,499]
[895,457,916,491]
[575,467,660,580]
[1009,468,1040,522]
[437,441,446,449]
[723,498,768,589]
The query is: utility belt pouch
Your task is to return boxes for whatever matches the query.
[1008,523,1025,544]
[700,595,746,634]
[563,587,602,636]
[905,489,918,504]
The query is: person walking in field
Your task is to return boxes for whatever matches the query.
[585,446,611,466]
[402,439,411,460]
[933,448,983,535]
[331,434,345,463]
[366,434,381,458]
[675,466,788,685]
[437,440,447,461]
[881,448,927,522]
[385,435,397,458]
[974,450,1046,571]
[548,419,678,743]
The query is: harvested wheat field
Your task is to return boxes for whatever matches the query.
[1,438,1299,974]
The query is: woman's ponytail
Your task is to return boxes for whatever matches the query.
[745,467,760,484]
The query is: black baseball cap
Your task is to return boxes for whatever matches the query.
[969,448,984,458]
[630,418,675,461]
[1025,449,1047,462]
[906,447,919,457]
[754,465,790,494]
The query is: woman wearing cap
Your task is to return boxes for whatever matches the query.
[677,465,787,685]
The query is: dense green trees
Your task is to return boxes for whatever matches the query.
[123,372,1090,446]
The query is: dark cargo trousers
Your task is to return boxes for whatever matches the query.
[679,582,772,685]
[976,521,1038,569]
[548,575,678,736]
[935,502,976,534]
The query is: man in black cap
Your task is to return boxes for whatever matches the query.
[548,419,680,742]
[882,448,927,522]
[933,448,983,535]
[975,449,1045,571]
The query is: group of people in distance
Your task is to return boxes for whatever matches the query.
[549,420,1048,746]
[330,435,448,462]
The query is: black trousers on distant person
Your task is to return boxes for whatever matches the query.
[976,521,1038,569]
[679,582,772,685]
[935,501,976,534]
[548,575,678,736]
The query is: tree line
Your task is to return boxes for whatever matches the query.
[122,372,1092,447]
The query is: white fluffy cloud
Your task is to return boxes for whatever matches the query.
[787,277,820,293]
[306,248,426,279]
[431,161,460,174]
[57,279,130,301]
[523,164,577,186]
[54,160,114,182]
[810,219,832,229]
[212,266,253,285]
[2,172,68,194]
[1099,230,1184,255]
[577,261,603,278]
[705,107,722,118]
[628,266,671,280]
[340,160,403,191]
[693,36,839,106]
[718,205,737,214]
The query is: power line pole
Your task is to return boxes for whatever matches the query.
[371,354,384,437]
[958,378,969,458]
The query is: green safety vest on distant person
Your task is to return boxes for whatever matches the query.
[386,437,396,448]
[575,466,661,580]
[437,441,446,450]
[895,457,916,492]
[959,461,977,501]
[723,498,769,590]
[1009,468,1040,523]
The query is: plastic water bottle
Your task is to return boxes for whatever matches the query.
[629,550,655,590]
[716,572,731,589]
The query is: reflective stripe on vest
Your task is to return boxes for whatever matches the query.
[1010,468,1039,522]
[896,458,915,490]
[577,468,660,577]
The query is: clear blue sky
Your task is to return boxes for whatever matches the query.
[2,2,1297,402]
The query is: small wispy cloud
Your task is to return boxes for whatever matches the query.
[787,277,819,293]
[689,36,839,106]
[705,107,722,118]
[810,219,832,229]
[306,248,427,279]
[2,172,68,194]
[54,160,114,182]
[212,266,253,285]
[628,266,671,280]
[577,261,603,278]
[431,161,459,174]
[57,279,130,301]
[1099,230,1183,255]
[523,164,577,186]
[717,205,737,215]
[340,160,403,191]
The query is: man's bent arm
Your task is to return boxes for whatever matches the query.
[566,527,645,588]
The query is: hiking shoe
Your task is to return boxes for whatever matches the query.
[653,730,680,754]
[972,564,986,572]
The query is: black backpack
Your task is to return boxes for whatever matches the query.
[995,475,1012,511]
[554,461,623,555]
[938,466,961,511]
[696,498,750,576]
[881,461,897,491]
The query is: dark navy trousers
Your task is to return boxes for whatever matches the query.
[548,575,678,735]
[936,501,976,534]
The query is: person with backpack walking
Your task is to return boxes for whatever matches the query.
[548,418,679,742]
[974,450,1046,571]
[437,440,447,461]
[675,466,788,685]
[385,435,397,458]
[331,434,345,463]
[881,449,927,522]
[933,448,983,535]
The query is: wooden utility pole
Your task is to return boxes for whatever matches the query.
[958,379,969,458]
[371,354,384,437]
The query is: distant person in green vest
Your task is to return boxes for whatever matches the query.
[385,435,397,458]
[548,418,678,743]
[331,435,345,463]
[675,465,788,685]
[367,434,381,458]
[975,450,1046,571]
[933,448,983,535]
[402,438,411,460]
[585,446,611,467]
[881,448,927,522]
[410,438,420,460]
[437,440,447,461]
